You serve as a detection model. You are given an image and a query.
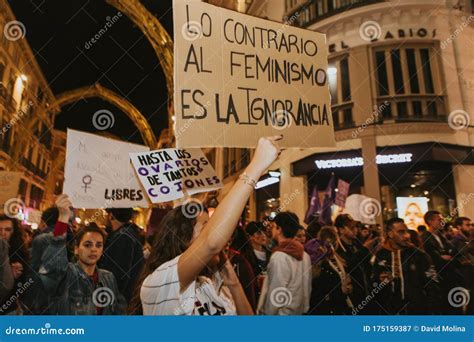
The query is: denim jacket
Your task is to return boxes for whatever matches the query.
[38,235,126,315]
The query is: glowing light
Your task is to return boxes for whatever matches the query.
[255,177,280,189]
[314,153,413,169]
[327,67,338,76]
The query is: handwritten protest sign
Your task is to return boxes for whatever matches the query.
[63,129,149,209]
[173,0,335,148]
[0,171,22,207]
[129,148,223,203]
[335,179,350,208]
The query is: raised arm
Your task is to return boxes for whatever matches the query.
[178,136,281,290]
[38,195,73,294]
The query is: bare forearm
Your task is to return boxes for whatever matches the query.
[228,283,254,315]
[204,161,264,252]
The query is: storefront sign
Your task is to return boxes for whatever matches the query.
[173,0,334,148]
[329,28,437,53]
[315,153,413,169]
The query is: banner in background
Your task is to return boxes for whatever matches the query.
[130,148,223,203]
[173,0,334,148]
[335,179,350,208]
[63,129,149,209]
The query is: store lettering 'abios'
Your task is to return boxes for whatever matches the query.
[0,0,472,326]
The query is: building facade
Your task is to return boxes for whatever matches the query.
[216,0,474,224]
[0,0,60,225]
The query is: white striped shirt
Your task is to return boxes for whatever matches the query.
[141,255,236,315]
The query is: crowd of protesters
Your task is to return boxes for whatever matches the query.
[0,137,472,315]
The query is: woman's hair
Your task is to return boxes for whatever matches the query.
[128,206,196,314]
[0,215,30,264]
[318,226,338,243]
[230,225,256,264]
[74,223,107,246]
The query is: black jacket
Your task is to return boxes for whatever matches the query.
[100,223,144,303]
[308,259,353,315]
[337,240,371,310]
[371,246,440,314]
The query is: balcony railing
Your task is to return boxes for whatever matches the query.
[376,95,447,124]
[332,102,355,130]
[287,0,384,28]
[20,157,47,179]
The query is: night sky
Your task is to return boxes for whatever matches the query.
[9,0,174,145]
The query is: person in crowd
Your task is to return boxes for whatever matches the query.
[246,221,271,275]
[452,216,473,314]
[306,221,322,241]
[133,136,281,315]
[445,225,459,241]
[452,217,473,263]
[357,224,370,244]
[334,214,374,313]
[258,211,312,315]
[244,221,271,299]
[295,226,307,245]
[408,229,422,248]
[371,218,439,314]
[262,216,277,250]
[0,215,32,314]
[100,208,145,303]
[305,227,354,315]
[421,211,464,314]
[417,225,427,234]
[228,226,258,310]
[38,194,126,315]
[0,238,14,304]
[30,206,59,272]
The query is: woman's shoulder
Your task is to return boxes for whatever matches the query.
[143,254,182,288]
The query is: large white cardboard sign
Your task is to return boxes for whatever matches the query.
[63,129,149,209]
[173,0,335,148]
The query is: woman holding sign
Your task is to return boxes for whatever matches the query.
[132,136,281,315]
